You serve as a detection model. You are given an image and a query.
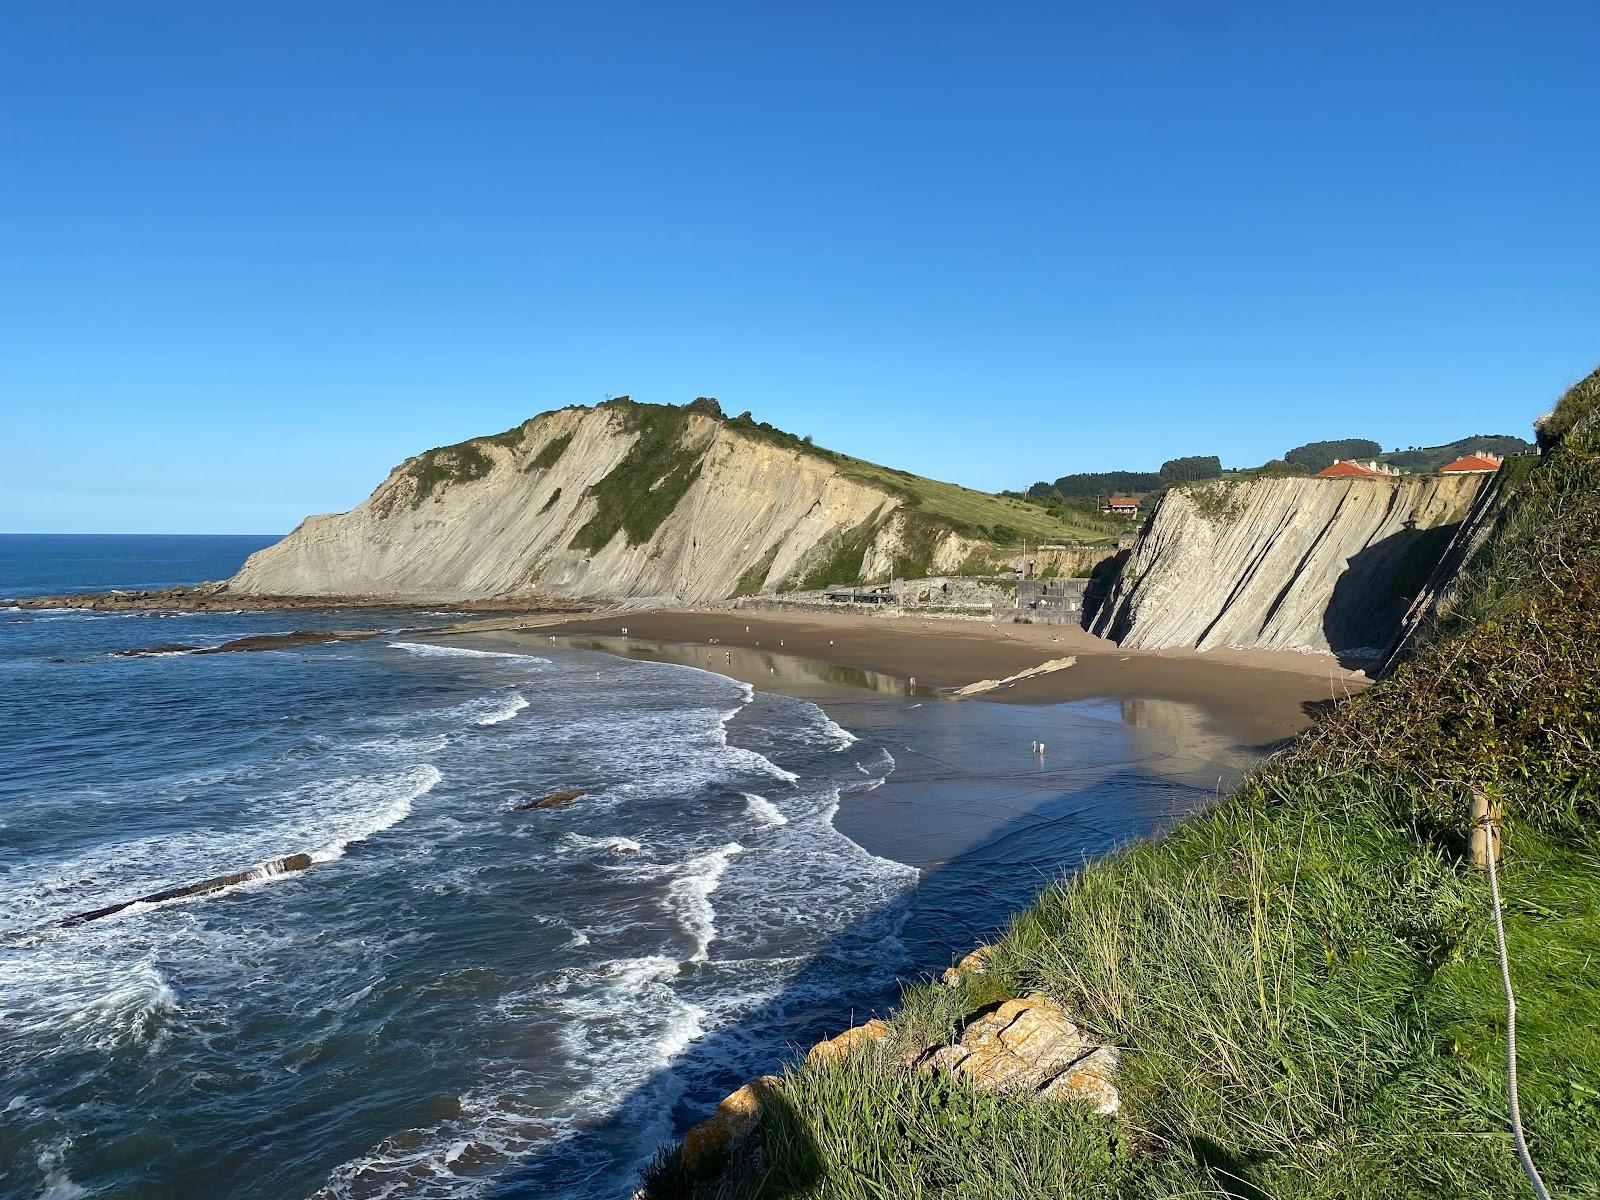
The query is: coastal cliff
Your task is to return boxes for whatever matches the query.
[1088,472,1489,660]
[230,400,1085,603]
[641,371,1600,1200]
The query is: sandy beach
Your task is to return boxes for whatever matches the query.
[435,604,1368,753]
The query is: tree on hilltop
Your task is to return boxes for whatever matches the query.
[1159,455,1222,482]
[1284,438,1383,472]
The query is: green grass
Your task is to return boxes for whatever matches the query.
[813,450,1117,545]
[642,366,1600,1199]
[1174,477,1248,523]
[401,442,495,508]
[702,790,1600,1200]
[734,543,783,597]
[757,1052,1134,1199]
[378,420,530,512]
[528,431,573,471]
[570,401,713,553]
[783,512,888,592]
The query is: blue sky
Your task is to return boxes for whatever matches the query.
[2,2,1595,533]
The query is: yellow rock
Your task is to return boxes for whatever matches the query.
[923,994,1111,1105]
[939,945,993,987]
[805,1018,891,1064]
[1040,1045,1121,1115]
[677,1075,779,1177]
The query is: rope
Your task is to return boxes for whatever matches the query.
[1480,814,1553,1200]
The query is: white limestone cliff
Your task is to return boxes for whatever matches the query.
[1088,473,1490,660]
[229,403,978,603]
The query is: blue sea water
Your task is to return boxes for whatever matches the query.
[0,536,1233,1200]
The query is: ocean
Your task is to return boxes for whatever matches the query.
[1,535,1234,1200]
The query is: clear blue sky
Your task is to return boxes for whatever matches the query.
[2,2,1595,533]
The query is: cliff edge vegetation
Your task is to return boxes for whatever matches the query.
[644,367,1600,1199]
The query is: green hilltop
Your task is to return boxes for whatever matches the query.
[396,395,1124,559]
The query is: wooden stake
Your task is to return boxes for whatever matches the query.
[1470,788,1502,870]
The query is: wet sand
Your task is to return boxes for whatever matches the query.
[437,606,1367,752]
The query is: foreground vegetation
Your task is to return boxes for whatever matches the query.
[650,368,1600,1198]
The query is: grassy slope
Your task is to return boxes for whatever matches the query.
[814,450,1123,545]
[668,368,1600,1198]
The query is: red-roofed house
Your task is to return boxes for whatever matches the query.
[1315,459,1401,479]
[1101,495,1142,516]
[1439,451,1504,474]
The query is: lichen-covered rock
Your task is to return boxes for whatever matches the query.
[1090,474,1489,658]
[940,945,993,986]
[677,1075,779,1178]
[922,994,1119,1114]
[805,1018,892,1064]
[1039,1044,1121,1115]
[926,996,1093,1091]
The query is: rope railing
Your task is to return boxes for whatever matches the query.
[1477,808,1554,1200]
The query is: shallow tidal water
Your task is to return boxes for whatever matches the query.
[1,537,1241,1200]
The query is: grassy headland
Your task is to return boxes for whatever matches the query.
[388,397,1117,586]
[648,368,1600,1198]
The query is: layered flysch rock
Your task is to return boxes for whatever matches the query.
[1089,473,1490,660]
[230,401,984,603]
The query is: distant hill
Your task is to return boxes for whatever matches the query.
[1378,434,1533,473]
[1021,432,1534,503]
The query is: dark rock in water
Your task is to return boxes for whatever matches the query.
[62,852,316,925]
[514,789,586,811]
[194,629,377,654]
[117,629,382,658]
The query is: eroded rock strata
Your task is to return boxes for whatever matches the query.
[1089,473,1490,659]
[228,401,989,604]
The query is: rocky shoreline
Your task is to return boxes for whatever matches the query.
[5,581,589,615]
[647,946,1120,1196]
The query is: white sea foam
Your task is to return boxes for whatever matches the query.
[815,713,859,749]
[743,793,788,827]
[314,955,704,1200]
[15,624,929,1200]
[560,833,643,856]
[308,764,440,863]
[389,641,549,663]
[34,1139,87,1200]
[7,764,439,933]
[667,843,742,962]
[0,951,182,1059]
[473,692,528,726]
